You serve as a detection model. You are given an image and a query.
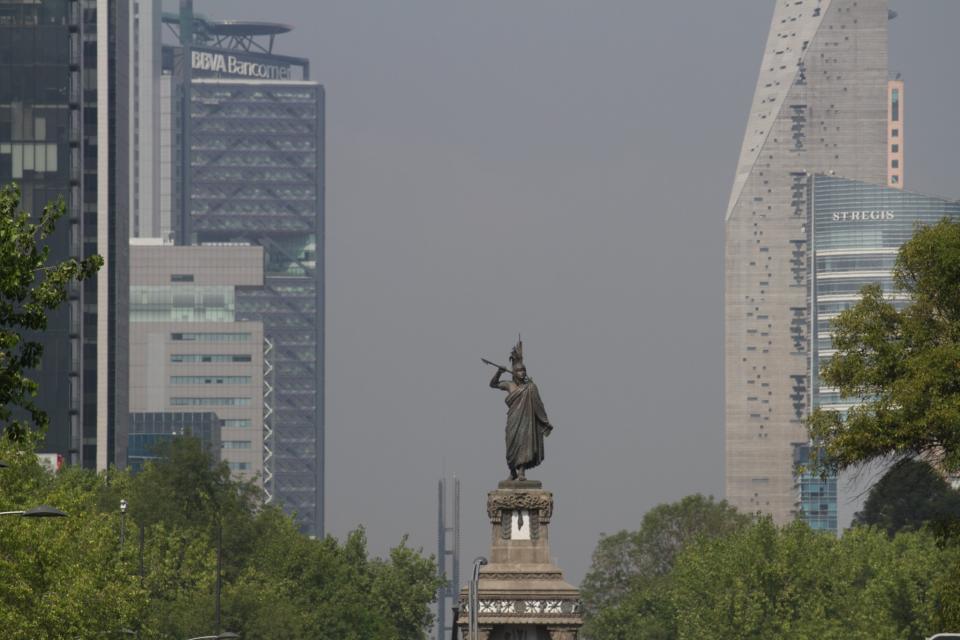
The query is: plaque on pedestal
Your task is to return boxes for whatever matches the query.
[456,480,582,640]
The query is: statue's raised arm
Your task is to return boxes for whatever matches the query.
[484,339,553,482]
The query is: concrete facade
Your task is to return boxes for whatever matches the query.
[725,0,889,524]
[129,244,266,480]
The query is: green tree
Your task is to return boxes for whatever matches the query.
[0,440,150,639]
[117,436,443,639]
[582,494,749,613]
[808,219,960,473]
[670,520,945,640]
[581,495,749,639]
[853,459,960,536]
[0,183,102,441]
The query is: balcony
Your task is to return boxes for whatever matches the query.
[68,1,80,30]
[69,33,80,69]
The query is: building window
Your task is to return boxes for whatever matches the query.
[891,88,900,122]
[171,354,253,363]
[170,376,252,385]
[170,274,194,282]
[170,397,251,407]
[222,440,252,450]
[891,144,899,153]
[228,462,251,471]
[892,159,899,169]
[891,175,899,184]
[892,128,899,138]
[222,419,252,428]
[170,332,250,342]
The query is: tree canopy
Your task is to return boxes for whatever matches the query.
[585,510,960,640]
[853,459,960,537]
[670,521,957,640]
[581,495,750,637]
[0,436,442,640]
[808,219,960,473]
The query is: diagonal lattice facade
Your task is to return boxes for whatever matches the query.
[725,0,889,526]
[188,79,324,535]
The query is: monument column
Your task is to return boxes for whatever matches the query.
[457,480,583,639]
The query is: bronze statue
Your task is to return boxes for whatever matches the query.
[484,339,553,481]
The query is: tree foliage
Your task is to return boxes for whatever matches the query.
[0,183,102,441]
[0,436,442,639]
[585,498,960,640]
[808,219,960,473]
[581,495,750,638]
[587,518,960,640]
[671,521,955,640]
[853,459,960,537]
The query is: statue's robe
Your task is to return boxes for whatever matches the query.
[504,379,552,470]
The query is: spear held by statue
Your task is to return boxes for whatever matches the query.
[481,358,512,371]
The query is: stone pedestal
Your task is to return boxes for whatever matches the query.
[457,480,582,640]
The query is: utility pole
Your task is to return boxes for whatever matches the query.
[436,477,460,640]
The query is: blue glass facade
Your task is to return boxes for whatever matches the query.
[186,79,324,536]
[128,411,220,472]
[801,175,960,531]
[793,443,837,531]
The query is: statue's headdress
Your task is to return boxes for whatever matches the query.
[509,337,524,369]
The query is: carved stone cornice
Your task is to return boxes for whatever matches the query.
[486,490,553,524]
[480,571,563,581]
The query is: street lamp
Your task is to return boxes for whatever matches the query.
[0,505,68,518]
[469,556,488,640]
[119,499,128,547]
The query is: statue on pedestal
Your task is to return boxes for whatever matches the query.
[485,339,553,481]
[459,338,581,639]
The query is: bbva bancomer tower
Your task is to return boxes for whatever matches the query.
[725,0,909,530]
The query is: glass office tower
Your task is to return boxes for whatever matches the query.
[803,174,960,529]
[135,11,326,535]
[187,78,324,534]
[0,0,128,469]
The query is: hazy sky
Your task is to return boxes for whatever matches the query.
[197,0,960,586]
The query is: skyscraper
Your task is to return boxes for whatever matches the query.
[725,0,890,525]
[0,0,128,469]
[125,7,326,536]
[805,175,960,529]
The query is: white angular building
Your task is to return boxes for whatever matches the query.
[725,0,890,525]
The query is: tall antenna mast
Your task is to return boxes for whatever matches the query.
[436,476,461,639]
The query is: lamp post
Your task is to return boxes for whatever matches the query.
[0,506,68,518]
[215,518,223,636]
[469,556,487,640]
[119,499,128,547]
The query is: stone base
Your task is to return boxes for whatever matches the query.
[457,482,582,639]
